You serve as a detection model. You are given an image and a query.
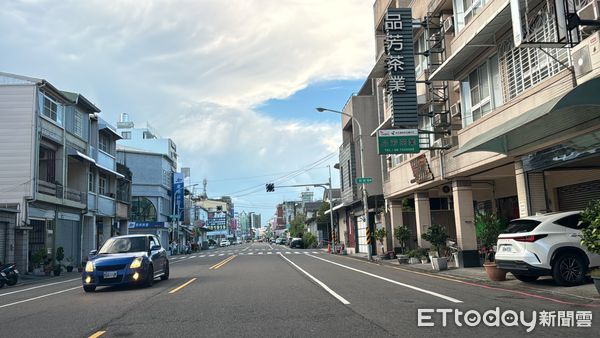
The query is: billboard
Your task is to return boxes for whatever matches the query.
[384,8,418,128]
[206,211,227,230]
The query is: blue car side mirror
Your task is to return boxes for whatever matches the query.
[150,245,161,251]
[89,250,98,256]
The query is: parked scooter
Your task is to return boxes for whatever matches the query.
[0,262,19,287]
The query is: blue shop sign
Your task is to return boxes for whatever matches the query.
[128,221,168,229]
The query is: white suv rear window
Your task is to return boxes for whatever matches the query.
[503,220,541,233]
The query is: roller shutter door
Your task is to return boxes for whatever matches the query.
[0,222,6,263]
[557,180,600,211]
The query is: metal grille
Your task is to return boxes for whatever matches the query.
[558,180,600,211]
[498,3,568,101]
[96,264,127,271]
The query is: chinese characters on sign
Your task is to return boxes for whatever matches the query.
[172,172,185,221]
[384,8,417,128]
[377,129,420,154]
[206,211,227,230]
[410,154,434,184]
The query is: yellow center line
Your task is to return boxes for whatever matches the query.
[88,331,106,338]
[169,278,197,294]
[209,255,236,270]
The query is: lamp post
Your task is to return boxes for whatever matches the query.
[316,107,371,260]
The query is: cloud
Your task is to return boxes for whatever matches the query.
[0,0,372,222]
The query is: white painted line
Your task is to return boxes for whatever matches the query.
[312,251,318,254]
[209,254,215,257]
[219,253,225,256]
[242,246,250,252]
[190,255,196,258]
[0,278,80,297]
[285,252,291,254]
[0,286,81,309]
[267,252,273,255]
[258,252,264,255]
[294,252,300,254]
[200,255,206,258]
[278,253,349,305]
[306,254,462,304]
[247,252,254,255]
[268,244,273,250]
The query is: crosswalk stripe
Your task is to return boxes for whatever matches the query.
[285,252,291,254]
[258,252,263,255]
[312,251,318,254]
[219,253,224,256]
[248,252,254,255]
[294,252,300,254]
[209,254,215,257]
[191,256,196,258]
[200,255,206,257]
[267,252,273,254]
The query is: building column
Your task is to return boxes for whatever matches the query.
[414,192,431,248]
[515,160,548,217]
[389,200,404,249]
[452,178,477,251]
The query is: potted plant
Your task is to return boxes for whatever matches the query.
[31,248,48,275]
[374,228,387,258]
[421,224,448,271]
[475,212,507,281]
[394,225,411,263]
[53,247,65,276]
[580,199,600,294]
[420,255,429,264]
[64,256,74,273]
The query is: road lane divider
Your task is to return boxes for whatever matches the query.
[209,255,236,270]
[169,278,197,294]
[88,330,106,338]
[306,254,462,304]
[0,286,81,309]
[0,278,80,297]
[278,253,350,305]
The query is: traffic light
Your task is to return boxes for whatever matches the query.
[266,183,275,192]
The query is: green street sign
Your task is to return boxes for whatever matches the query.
[377,129,420,154]
[355,177,373,184]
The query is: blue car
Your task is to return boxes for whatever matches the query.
[82,234,169,292]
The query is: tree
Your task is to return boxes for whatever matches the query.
[421,224,448,256]
[374,228,387,255]
[316,201,331,225]
[394,225,411,253]
[475,212,506,262]
[289,214,306,238]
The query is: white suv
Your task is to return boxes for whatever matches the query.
[219,240,230,247]
[495,211,600,286]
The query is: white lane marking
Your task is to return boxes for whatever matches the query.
[258,252,264,255]
[209,254,215,257]
[247,252,254,255]
[268,244,273,250]
[278,253,349,305]
[312,251,318,254]
[0,286,81,309]
[242,246,250,252]
[285,252,291,254]
[267,252,273,255]
[219,253,225,256]
[306,254,462,303]
[200,255,206,258]
[190,256,197,258]
[294,252,300,254]
[0,278,80,297]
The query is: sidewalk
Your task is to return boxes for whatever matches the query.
[15,270,82,287]
[334,250,600,304]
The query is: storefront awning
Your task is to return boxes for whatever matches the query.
[68,149,96,164]
[456,78,600,156]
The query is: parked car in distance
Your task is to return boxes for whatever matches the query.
[495,211,600,286]
[275,238,282,245]
[236,240,243,245]
[290,238,304,249]
[220,240,230,247]
[82,234,169,292]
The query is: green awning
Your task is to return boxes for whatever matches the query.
[456,78,600,156]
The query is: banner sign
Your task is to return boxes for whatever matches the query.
[128,221,168,229]
[206,211,227,230]
[384,8,418,128]
[172,172,185,221]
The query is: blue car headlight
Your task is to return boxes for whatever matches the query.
[130,257,143,269]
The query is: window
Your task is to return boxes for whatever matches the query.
[99,134,110,153]
[555,214,588,230]
[453,0,488,32]
[39,92,63,125]
[39,147,56,183]
[340,165,344,191]
[89,171,96,192]
[131,197,157,221]
[414,33,428,77]
[121,131,131,139]
[498,4,568,100]
[99,174,108,196]
[460,56,502,127]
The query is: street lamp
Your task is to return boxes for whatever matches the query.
[316,107,371,260]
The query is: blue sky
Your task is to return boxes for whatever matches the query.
[0,0,375,225]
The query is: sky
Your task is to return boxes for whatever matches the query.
[0,0,376,225]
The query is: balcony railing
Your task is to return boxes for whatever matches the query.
[38,180,62,198]
[65,187,85,204]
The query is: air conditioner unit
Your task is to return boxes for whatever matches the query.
[450,102,461,118]
[431,137,451,149]
[578,0,600,35]
[443,15,454,34]
[571,31,600,83]
[432,113,450,128]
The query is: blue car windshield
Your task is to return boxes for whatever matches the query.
[99,237,148,254]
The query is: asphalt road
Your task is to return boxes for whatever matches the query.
[1,242,598,337]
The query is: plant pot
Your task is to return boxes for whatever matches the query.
[421,258,428,264]
[396,254,409,264]
[431,257,448,271]
[53,269,61,277]
[66,266,74,272]
[483,262,507,281]
[408,257,420,264]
